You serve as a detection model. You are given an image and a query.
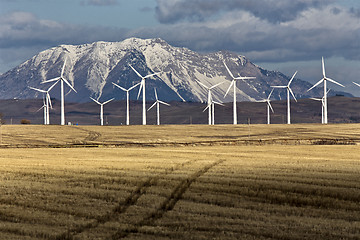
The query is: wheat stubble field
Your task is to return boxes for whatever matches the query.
[0,124,359,239]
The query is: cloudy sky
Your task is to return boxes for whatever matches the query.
[1,0,360,95]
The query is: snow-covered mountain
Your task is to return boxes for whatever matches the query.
[0,38,350,103]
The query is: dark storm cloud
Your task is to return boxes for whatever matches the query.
[155,0,334,24]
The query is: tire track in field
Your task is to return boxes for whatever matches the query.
[57,159,197,239]
[74,127,102,143]
[112,158,226,239]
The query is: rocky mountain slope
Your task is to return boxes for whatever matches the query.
[0,38,351,103]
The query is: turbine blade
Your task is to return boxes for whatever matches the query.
[47,80,59,92]
[310,98,322,101]
[322,57,326,77]
[267,101,274,113]
[288,71,298,86]
[353,82,360,87]
[103,98,114,105]
[112,82,127,92]
[196,80,209,89]
[289,87,297,102]
[61,59,67,78]
[224,80,234,97]
[235,76,256,80]
[307,78,324,92]
[159,100,170,106]
[213,101,224,106]
[154,88,158,100]
[28,86,46,93]
[128,82,141,91]
[42,77,60,83]
[129,64,143,78]
[144,71,161,79]
[137,81,143,100]
[203,104,211,112]
[209,81,225,89]
[271,86,287,88]
[147,101,157,111]
[36,105,45,112]
[223,61,235,79]
[326,77,345,88]
[62,78,77,93]
[90,97,101,105]
[47,93,53,109]
[267,88,274,100]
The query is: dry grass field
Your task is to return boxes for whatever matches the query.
[0,124,359,239]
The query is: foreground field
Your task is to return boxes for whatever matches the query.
[1,123,360,147]
[1,143,359,239]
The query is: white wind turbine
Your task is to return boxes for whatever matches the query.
[259,88,274,124]
[310,89,330,124]
[147,88,170,125]
[36,97,47,125]
[197,80,224,125]
[271,71,298,124]
[129,64,161,125]
[112,82,140,125]
[90,97,114,126]
[29,81,58,125]
[42,59,77,125]
[307,57,344,124]
[223,61,256,125]
[203,99,224,125]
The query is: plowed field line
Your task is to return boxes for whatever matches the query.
[112,158,226,239]
[58,159,196,239]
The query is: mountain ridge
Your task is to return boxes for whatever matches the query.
[0,37,352,103]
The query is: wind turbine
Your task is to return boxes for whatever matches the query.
[35,97,47,125]
[271,71,298,124]
[129,64,161,125]
[147,88,170,125]
[223,61,256,125]
[197,81,225,125]
[310,89,330,124]
[259,89,274,124]
[29,81,58,125]
[307,57,344,124]
[90,97,114,126]
[112,82,140,125]
[42,59,77,125]
[203,99,224,125]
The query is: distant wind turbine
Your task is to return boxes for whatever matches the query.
[310,89,330,124]
[129,64,161,125]
[223,61,256,125]
[36,97,47,125]
[259,88,274,124]
[42,59,77,125]
[112,82,140,125]
[307,57,344,124]
[197,80,224,125]
[90,97,114,126]
[203,99,224,125]
[29,81,58,125]
[271,71,297,124]
[147,88,170,125]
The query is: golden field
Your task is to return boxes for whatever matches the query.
[0,124,359,239]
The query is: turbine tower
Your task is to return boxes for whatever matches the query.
[271,71,297,124]
[90,97,114,126]
[310,89,330,124]
[129,64,161,125]
[223,61,256,125]
[112,82,140,125]
[259,89,274,124]
[307,57,344,124]
[29,81,58,125]
[203,99,224,125]
[147,88,170,125]
[42,59,77,125]
[197,81,224,125]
